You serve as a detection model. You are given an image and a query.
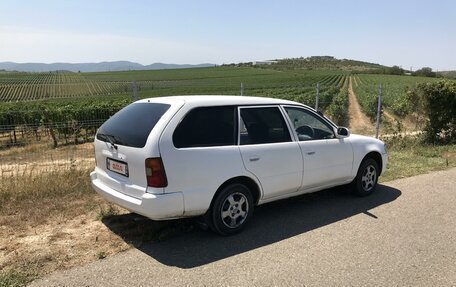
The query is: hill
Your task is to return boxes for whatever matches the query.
[241,56,386,72]
[0,61,215,73]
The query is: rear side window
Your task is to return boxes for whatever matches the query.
[97,103,170,148]
[240,107,291,145]
[173,106,236,148]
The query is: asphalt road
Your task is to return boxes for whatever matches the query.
[30,168,456,286]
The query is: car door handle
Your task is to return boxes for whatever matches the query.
[306,151,316,155]
[249,156,260,162]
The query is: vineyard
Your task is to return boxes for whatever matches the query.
[0,72,137,101]
[1,66,452,176]
[0,67,346,103]
[352,74,440,121]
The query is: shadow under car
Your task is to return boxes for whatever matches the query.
[102,184,401,268]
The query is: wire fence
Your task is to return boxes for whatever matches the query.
[0,109,115,178]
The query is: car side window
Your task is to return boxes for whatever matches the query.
[284,107,335,141]
[173,106,236,148]
[240,107,292,145]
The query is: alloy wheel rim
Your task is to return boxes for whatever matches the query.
[361,164,377,191]
[221,192,249,229]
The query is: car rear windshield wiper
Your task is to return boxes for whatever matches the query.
[98,133,121,149]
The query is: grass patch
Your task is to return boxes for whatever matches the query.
[0,168,97,229]
[97,204,120,220]
[381,137,456,182]
[0,270,35,287]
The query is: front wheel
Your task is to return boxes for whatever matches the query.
[208,183,254,236]
[352,158,379,196]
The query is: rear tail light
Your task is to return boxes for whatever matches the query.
[145,158,168,188]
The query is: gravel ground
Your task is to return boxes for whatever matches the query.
[30,168,456,287]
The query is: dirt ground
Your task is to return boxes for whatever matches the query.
[347,77,374,135]
[0,203,131,277]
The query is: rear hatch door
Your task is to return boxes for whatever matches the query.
[94,100,182,198]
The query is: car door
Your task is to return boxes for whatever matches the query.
[238,106,303,199]
[283,106,354,190]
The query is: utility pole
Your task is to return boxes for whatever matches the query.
[375,84,382,139]
[315,83,320,111]
[240,83,244,96]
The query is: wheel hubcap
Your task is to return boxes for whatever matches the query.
[221,192,249,229]
[361,164,377,191]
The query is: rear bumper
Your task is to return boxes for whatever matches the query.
[90,171,184,220]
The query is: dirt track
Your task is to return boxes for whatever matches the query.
[348,77,373,135]
[30,168,456,286]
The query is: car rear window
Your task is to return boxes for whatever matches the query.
[97,103,170,148]
[173,106,236,148]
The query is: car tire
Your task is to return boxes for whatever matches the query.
[352,158,379,197]
[208,183,254,236]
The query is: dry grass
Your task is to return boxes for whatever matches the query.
[0,270,32,287]
[1,169,95,228]
[0,169,131,285]
[0,142,93,164]
[1,142,94,178]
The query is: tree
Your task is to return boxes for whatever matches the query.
[387,65,404,75]
[413,67,436,77]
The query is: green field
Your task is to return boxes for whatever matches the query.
[0,67,346,104]
[0,65,447,140]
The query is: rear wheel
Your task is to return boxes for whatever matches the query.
[352,158,379,196]
[208,183,254,236]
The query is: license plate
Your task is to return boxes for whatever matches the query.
[107,158,129,177]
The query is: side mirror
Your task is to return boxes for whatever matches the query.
[336,127,350,138]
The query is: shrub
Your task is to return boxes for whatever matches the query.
[407,80,456,144]
[327,88,349,126]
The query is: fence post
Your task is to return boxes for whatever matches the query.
[240,83,244,96]
[132,81,138,101]
[375,84,382,139]
[315,83,320,111]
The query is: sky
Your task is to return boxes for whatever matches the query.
[0,0,455,70]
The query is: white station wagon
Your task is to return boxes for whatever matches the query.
[91,96,388,235]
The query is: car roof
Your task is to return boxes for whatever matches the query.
[137,95,310,108]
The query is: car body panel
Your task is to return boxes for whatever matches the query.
[298,138,354,190]
[239,142,303,199]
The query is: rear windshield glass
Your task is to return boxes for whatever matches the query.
[97,103,170,148]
